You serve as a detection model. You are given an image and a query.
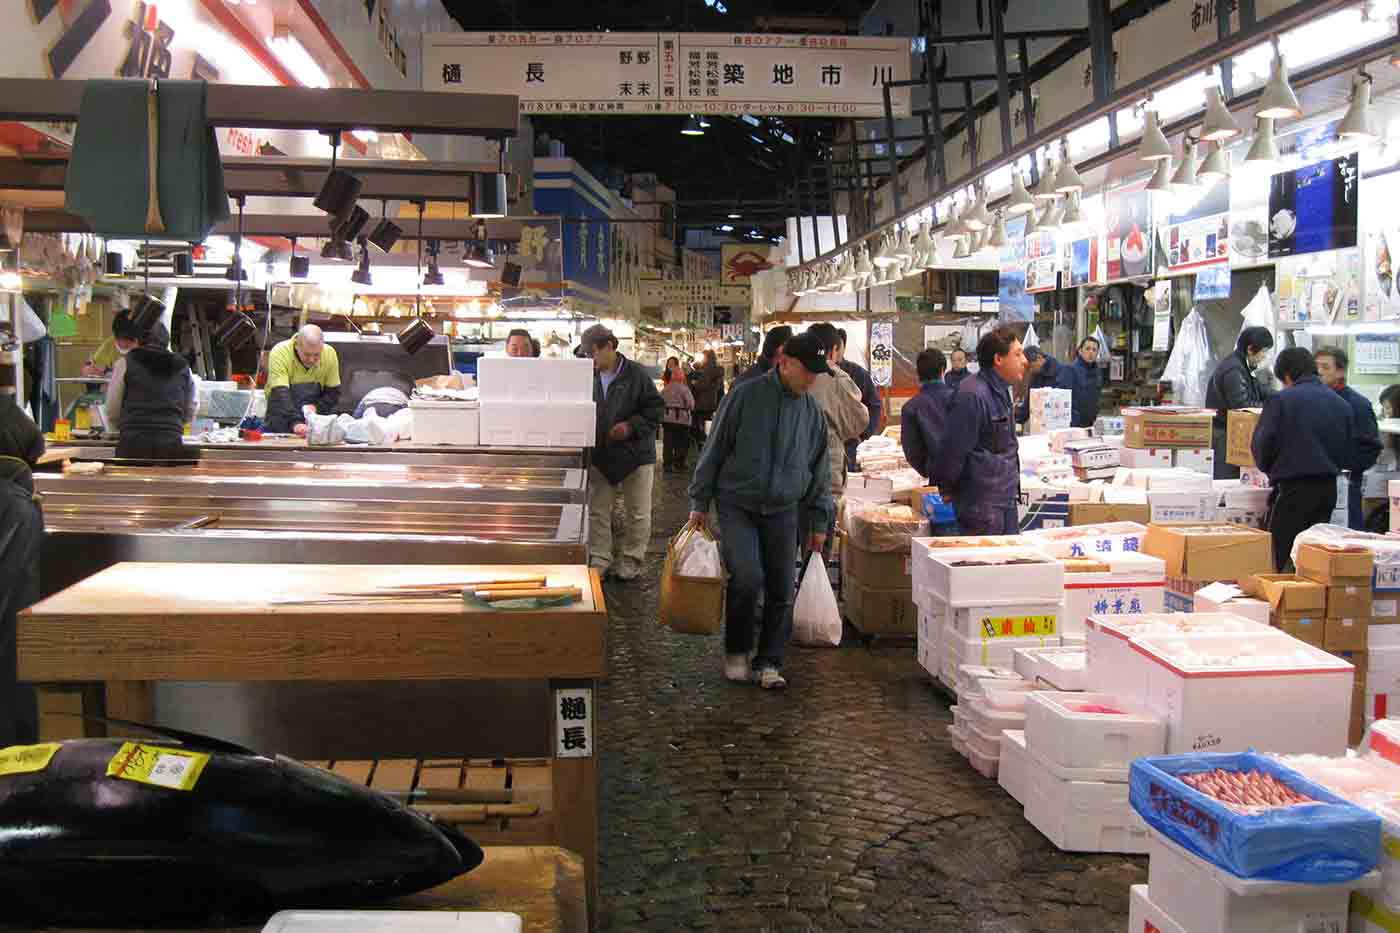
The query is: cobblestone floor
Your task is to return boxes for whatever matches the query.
[594,467,1146,931]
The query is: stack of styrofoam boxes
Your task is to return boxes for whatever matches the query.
[911,535,1024,688]
[411,398,481,445]
[1063,437,1120,484]
[958,678,1039,779]
[948,666,1030,776]
[1363,534,1400,738]
[1219,483,1271,529]
[1113,466,1218,525]
[1020,690,1164,853]
[1191,584,1271,625]
[477,357,596,448]
[1027,387,1071,434]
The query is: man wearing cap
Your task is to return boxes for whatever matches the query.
[688,333,835,691]
[1015,347,1076,426]
[266,325,341,437]
[585,327,664,582]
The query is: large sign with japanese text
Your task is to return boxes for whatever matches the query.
[423,32,911,117]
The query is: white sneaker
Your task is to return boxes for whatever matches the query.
[723,654,752,683]
[757,667,787,690]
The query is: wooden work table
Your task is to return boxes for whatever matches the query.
[19,564,606,924]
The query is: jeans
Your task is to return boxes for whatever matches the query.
[716,502,798,670]
[587,464,654,569]
[958,502,1020,535]
[1269,476,1338,571]
[662,423,690,470]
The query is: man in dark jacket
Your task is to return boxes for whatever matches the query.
[944,348,971,389]
[1015,347,1076,425]
[734,325,792,389]
[937,326,1028,534]
[688,350,724,447]
[587,328,664,582]
[834,328,882,472]
[901,348,955,480]
[1069,337,1102,428]
[1205,326,1274,479]
[688,334,834,691]
[0,390,42,746]
[106,320,199,465]
[1253,348,1354,571]
[1316,345,1383,529]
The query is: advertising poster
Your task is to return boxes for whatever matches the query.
[1193,265,1232,301]
[1024,230,1060,294]
[1061,231,1102,289]
[1267,152,1359,259]
[1151,281,1172,351]
[1104,186,1154,280]
[1163,178,1230,272]
[1273,248,1363,324]
[870,321,894,387]
[997,214,1035,323]
[1361,172,1400,321]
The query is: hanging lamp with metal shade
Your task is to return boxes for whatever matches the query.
[1138,108,1173,162]
[1245,116,1280,167]
[1201,86,1242,141]
[1171,138,1200,190]
[1198,141,1231,184]
[1146,156,1175,193]
[1054,140,1084,194]
[1257,41,1302,120]
[1008,170,1036,214]
[1338,70,1378,141]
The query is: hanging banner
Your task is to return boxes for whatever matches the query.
[1104,185,1155,281]
[1356,333,1400,374]
[1164,178,1230,272]
[997,214,1035,323]
[1151,281,1172,351]
[1024,230,1060,294]
[423,32,912,117]
[1267,152,1360,259]
[870,321,894,387]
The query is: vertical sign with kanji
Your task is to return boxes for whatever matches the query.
[870,321,893,387]
[555,688,594,758]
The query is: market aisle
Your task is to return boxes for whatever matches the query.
[594,466,1146,932]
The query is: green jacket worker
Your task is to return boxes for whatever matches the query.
[266,325,341,437]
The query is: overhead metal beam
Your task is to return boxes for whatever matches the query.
[0,80,519,138]
[923,27,1086,44]
[991,0,1015,155]
[23,211,525,241]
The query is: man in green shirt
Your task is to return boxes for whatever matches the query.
[265,325,341,437]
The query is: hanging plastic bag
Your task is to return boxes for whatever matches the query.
[1021,322,1040,351]
[1239,282,1279,371]
[792,553,842,647]
[1162,308,1214,407]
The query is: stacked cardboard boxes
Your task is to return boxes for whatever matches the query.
[842,503,926,637]
[1241,573,1326,648]
[1141,523,1273,612]
[1295,542,1376,745]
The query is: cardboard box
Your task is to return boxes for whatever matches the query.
[1067,502,1151,526]
[1122,408,1214,450]
[1326,616,1369,653]
[1173,447,1216,475]
[1241,573,1327,613]
[1148,490,1218,523]
[842,571,916,637]
[1119,446,1173,469]
[1274,610,1325,648]
[1327,583,1373,620]
[1226,408,1262,468]
[1142,523,1273,582]
[843,541,912,590]
[1296,543,1375,585]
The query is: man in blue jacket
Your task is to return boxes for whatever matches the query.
[937,326,1029,534]
[1015,347,1076,426]
[834,328,882,471]
[688,333,834,691]
[944,348,971,389]
[1252,348,1355,571]
[901,348,955,480]
[1316,346,1383,529]
[1069,336,1102,428]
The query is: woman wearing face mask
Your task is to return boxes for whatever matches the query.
[1205,326,1275,480]
[80,309,143,377]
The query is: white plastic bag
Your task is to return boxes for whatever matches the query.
[1239,283,1279,374]
[386,407,414,441]
[792,553,842,647]
[1162,308,1215,407]
[306,412,346,446]
[675,527,723,578]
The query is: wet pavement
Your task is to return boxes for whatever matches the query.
[594,466,1145,931]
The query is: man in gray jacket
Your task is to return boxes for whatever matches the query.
[688,334,835,691]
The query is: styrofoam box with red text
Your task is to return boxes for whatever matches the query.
[1084,613,1276,704]
[945,600,1064,642]
[1132,631,1354,755]
[1062,552,1166,636]
[1019,521,1147,559]
[946,627,1061,677]
[1023,691,1166,771]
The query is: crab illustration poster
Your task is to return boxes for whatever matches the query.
[721,244,773,284]
[1267,152,1359,259]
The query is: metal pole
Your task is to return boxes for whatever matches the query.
[1087,0,1115,102]
[794,175,806,265]
[964,80,978,170]
[991,0,1014,154]
[883,81,902,219]
[924,42,947,190]
[1018,38,1036,140]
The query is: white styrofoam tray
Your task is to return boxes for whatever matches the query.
[922,547,1064,607]
[952,664,1024,697]
[1023,691,1165,771]
[1012,645,1088,691]
[964,718,1002,760]
[962,699,1025,744]
[263,912,523,932]
[965,734,999,778]
[998,729,1030,805]
[1022,754,1149,854]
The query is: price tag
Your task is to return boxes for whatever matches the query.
[0,743,61,777]
[106,742,210,791]
[979,614,1057,640]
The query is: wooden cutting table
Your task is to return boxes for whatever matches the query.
[18,564,606,925]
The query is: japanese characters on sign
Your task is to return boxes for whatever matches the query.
[555,688,594,759]
[870,321,893,388]
[979,614,1059,640]
[423,33,912,117]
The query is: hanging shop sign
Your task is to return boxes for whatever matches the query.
[870,321,894,387]
[1356,333,1400,374]
[422,32,911,117]
[1104,186,1155,282]
[1151,281,1172,351]
[1267,152,1359,259]
[721,244,774,284]
[1163,178,1230,273]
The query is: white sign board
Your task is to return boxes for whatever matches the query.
[554,688,594,759]
[870,321,894,388]
[423,32,911,117]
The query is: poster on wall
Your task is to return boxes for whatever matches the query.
[1267,152,1359,259]
[1356,333,1400,374]
[1361,171,1400,321]
[1104,186,1154,281]
[997,214,1035,323]
[1024,231,1059,294]
[1061,231,1102,288]
[870,321,894,387]
[1273,248,1363,324]
[1163,178,1230,272]
[1151,281,1172,351]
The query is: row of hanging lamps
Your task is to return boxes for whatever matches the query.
[1008,170,1036,214]
[1054,139,1084,194]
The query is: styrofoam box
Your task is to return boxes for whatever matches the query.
[916,608,942,680]
[1023,691,1165,770]
[1224,485,1271,511]
[1133,631,1355,755]
[963,698,1025,744]
[909,537,1025,597]
[1022,754,1149,853]
[966,737,999,778]
[1149,490,1218,523]
[478,401,595,448]
[998,729,1030,805]
[1127,885,1187,933]
[1191,593,1271,626]
[1146,830,1357,933]
[408,399,480,446]
[946,600,1063,642]
[964,717,1002,761]
[953,663,1024,697]
[1062,552,1167,636]
[1172,447,1215,474]
[1084,613,1275,702]
[924,547,1064,607]
[1012,645,1087,691]
[476,357,593,403]
[947,627,1061,674]
[947,724,967,758]
[1120,447,1173,469]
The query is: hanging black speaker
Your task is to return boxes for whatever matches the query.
[397,317,435,355]
[172,252,194,276]
[215,311,257,350]
[104,252,124,276]
[289,254,311,278]
[314,169,363,222]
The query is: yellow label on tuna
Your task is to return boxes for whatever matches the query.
[980,614,1058,640]
[0,743,62,777]
[106,742,210,791]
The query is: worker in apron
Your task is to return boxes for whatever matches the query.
[264,325,341,437]
[0,389,44,745]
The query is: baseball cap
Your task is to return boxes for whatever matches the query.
[1024,346,1045,362]
[574,323,614,357]
[782,333,832,376]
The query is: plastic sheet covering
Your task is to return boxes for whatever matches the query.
[1290,524,1400,582]
[1162,308,1213,407]
[846,500,928,552]
[1129,750,1381,882]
